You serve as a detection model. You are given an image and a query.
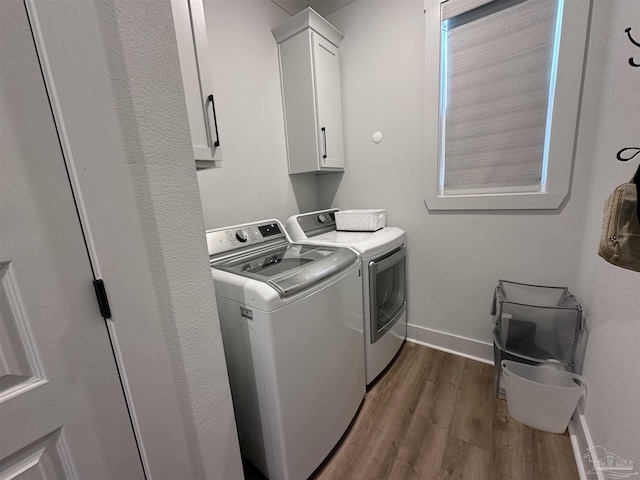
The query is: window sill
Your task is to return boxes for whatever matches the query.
[424,191,568,211]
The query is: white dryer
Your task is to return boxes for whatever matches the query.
[207,219,364,480]
[287,209,407,385]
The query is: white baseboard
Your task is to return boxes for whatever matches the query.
[569,409,603,480]
[406,323,493,365]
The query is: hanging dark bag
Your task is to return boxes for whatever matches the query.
[598,164,640,272]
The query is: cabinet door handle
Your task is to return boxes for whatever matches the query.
[321,127,327,159]
[207,94,221,147]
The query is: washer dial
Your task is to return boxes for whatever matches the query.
[235,230,249,242]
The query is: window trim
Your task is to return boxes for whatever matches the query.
[424,0,591,211]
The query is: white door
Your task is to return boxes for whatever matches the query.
[313,32,345,170]
[0,2,145,478]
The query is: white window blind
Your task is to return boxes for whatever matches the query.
[441,0,560,196]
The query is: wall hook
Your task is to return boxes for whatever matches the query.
[625,27,640,67]
[625,27,640,47]
[616,147,640,162]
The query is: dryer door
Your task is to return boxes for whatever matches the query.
[369,245,407,343]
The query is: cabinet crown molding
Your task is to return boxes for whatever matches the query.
[272,7,344,47]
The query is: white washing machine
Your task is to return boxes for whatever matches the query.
[207,219,365,480]
[287,209,407,385]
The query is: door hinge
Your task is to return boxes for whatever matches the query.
[93,279,112,319]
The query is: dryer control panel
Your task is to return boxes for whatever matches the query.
[207,220,287,258]
[295,209,339,237]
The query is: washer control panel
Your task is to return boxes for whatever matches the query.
[207,220,286,257]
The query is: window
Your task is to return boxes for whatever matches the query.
[424,0,590,210]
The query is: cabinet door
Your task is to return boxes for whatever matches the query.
[312,32,344,170]
[172,0,222,165]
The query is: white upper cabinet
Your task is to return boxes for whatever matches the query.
[273,8,345,174]
[172,0,222,168]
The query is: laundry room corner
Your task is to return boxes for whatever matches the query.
[320,0,594,360]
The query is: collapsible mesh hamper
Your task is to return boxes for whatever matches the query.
[491,280,583,398]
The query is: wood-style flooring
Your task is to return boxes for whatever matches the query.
[243,342,578,480]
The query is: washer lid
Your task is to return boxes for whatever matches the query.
[212,243,358,297]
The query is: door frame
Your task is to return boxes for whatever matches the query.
[24,1,203,478]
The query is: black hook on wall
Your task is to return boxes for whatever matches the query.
[616,147,640,224]
[616,147,640,162]
[625,27,640,67]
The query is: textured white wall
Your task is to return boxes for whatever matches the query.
[322,0,592,344]
[93,0,244,478]
[197,0,320,229]
[574,0,640,465]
